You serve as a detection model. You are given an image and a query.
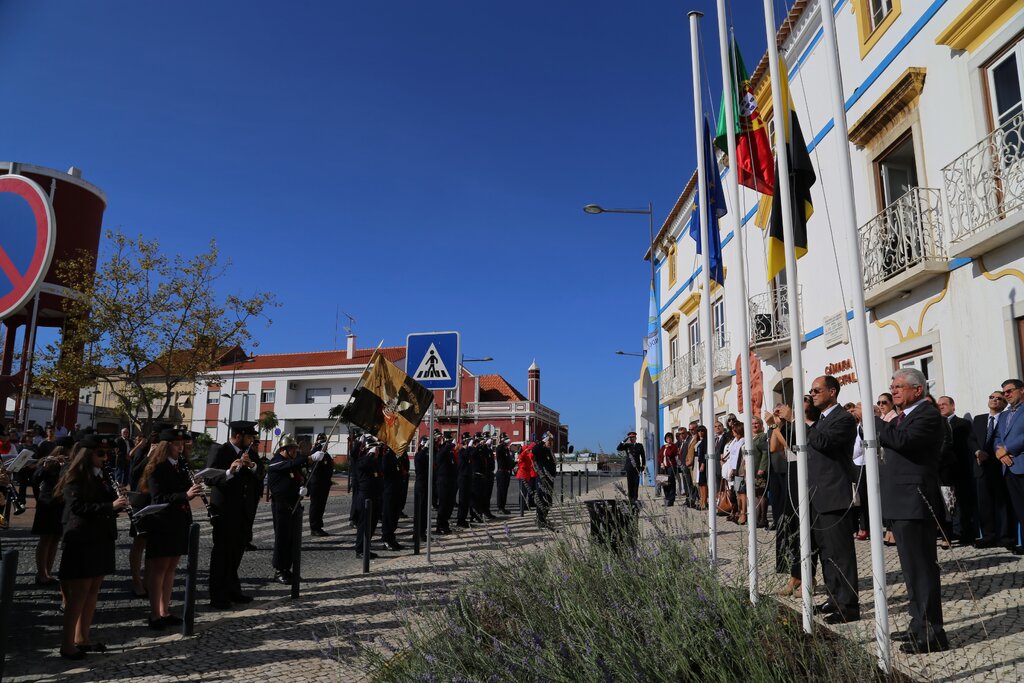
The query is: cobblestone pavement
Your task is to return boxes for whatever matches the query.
[6,474,1024,682]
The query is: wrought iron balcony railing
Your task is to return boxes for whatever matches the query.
[748,287,800,348]
[859,187,945,290]
[690,335,731,386]
[943,110,1024,244]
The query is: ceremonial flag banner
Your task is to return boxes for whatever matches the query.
[341,351,434,452]
[715,37,774,196]
[646,283,661,381]
[689,116,728,286]
[766,57,816,282]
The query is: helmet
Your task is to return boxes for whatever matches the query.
[276,434,298,451]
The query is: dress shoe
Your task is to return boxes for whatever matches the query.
[484,513,498,520]
[274,570,292,584]
[824,610,860,625]
[890,629,914,642]
[456,521,470,528]
[209,599,234,610]
[76,642,107,653]
[355,551,379,559]
[974,538,997,549]
[310,529,330,537]
[246,542,258,551]
[229,593,253,604]
[499,509,511,515]
[147,618,166,631]
[59,647,86,660]
[160,614,183,626]
[382,540,404,551]
[814,600,840,615]
[434,528,450,535]
[854,530,869,541]
[899,634,949,654]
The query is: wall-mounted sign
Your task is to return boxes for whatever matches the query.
[823,311,849,348]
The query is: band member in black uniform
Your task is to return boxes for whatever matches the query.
[32,441,70,586]
[617,431,646,506]
[435,432,457,535]
[348,434,366,528]
[140,428,203,629]
[495,435,514,514]
[205,420,259,609]
[533,433,557,529]
[456,432,475,528]
[414,433,435,542]
[53,434,128,660]
[243,438,265,551]
[353,436,384,558]
[380,444,404,550]
[473,436,497,520]
[306,433,334,537]
[128,431,157,598]
[396,444,410,519]
[267,434,307,583]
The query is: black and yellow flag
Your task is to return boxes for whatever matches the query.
[767,58,816,282]
[341,351,434,453]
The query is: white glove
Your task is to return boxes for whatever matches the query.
[299,486,308,497]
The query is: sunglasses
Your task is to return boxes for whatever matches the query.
[990,395,1006,400]
[876,400,890,406]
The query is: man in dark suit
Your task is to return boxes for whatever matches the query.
[995,379,1024,550]
[434,432,457,534]
[937,396,978,544]
[533,433,557,529]
[874,368,949,652]
[617,432,645,505]
[495,435,514,514]
[455,432,475,528]
[805,375,859,623]
[970,390,1009,547]
[205,421,260,609]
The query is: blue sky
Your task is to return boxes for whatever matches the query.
[1,1,773,451]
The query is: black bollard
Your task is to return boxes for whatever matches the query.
[586,468,589,494]
[559,473,564,505]
[291,504,302,599]
[0,548,18,679]
[413,487,421,556]
[362,498,372,574]
[182,523,200,636]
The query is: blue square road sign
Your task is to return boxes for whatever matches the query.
[406,332,460,390]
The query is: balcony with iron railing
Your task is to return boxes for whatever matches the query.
[859,187,947,307]
[943,110,1024,258]
[748,287,800,353]
[687,335,732,394]
[660,354,693,403]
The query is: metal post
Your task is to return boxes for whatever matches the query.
[761,0,813,633]
[291,504,302,599]
[816,0,889,668]
[0,549,18,680]
[181,523,200,636]
[586,467,590,494]
[689,11,718,567]
[362,499,372,574]
[426,405,434,562]
[18,292,41,426]
[413,486,421,556]
[519,479,525,517]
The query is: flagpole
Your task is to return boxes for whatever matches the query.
[817,0,890,669]
[688,10,718,566]
[426,404,435,563]
[715,0,758,605]
[761,0,814,633]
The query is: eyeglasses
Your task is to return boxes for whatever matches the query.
[889,383,915,391]
[990,395,1006,400]
[876,400,890,406]
[808,387,828,395]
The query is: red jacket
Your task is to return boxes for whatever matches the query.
[516,445,536,480]
[658,443,679,470]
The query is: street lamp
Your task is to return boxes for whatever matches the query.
[456,355,493,439]
[587,202,660,484]
[615,350,646,358]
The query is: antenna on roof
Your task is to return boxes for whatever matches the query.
[342,311,356,336]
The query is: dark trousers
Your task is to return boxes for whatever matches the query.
[536,474,553,525]
[625,469,640,504]
[397,475,409,515]
[520,478,536,508]
[777,464,819,579]
[271,497,298,572]
[472,476,491,517]
[891,517,946,643]
[381,486,400,542]
[414,480,428,539]
[853,465,870,532]
[436,476,455,531]
[953,475,978,542]
[977,467,1011,542]
[349,479,360,525]
[209,518,245,598]
[661,466,676,505]
[679,464,694,506]
[456,474,473,524]
[767,469,786,531]
[812,506,859,612]
[1003,471,1024,541]
[354,491,381,553]
[495,471,511,511]
[307,483,330,532]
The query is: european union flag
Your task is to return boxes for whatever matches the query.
[688,116,727,285]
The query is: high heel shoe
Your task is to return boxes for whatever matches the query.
[59,647,86,660]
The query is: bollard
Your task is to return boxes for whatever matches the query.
[559,474,564,505]
[182,523,200,636]
[362,499,372,574]
[0,548,18,679]
[291,504,303,599]
[413,487,421,556]
[586,467,589,494]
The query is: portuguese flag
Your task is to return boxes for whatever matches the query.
[715,38,774,196]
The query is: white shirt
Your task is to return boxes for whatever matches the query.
[900,398,928,418]
[852,432,864,466]
[725,438,744,478]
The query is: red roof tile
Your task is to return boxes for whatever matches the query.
[478,374,527,402]
[214,347,406,372]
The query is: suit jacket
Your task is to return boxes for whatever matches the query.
[875,401,945,520]
[947,415,973,484]
[805,405,858,513]
[971,413,1002,480]
[995,405,1024,475]
[205,441,258,528]
[147,459,193,533]
[617,441,645,473]
[61,474,118,544]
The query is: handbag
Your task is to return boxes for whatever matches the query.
[716,489,734,514]
[655,474,669,486]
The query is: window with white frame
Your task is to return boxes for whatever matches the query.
[712,298,726,349]
[260,389,276,403]
[669,335,679,375]
[987,38,1023,168]
[869,0,894,32]
[305,388,331,404]
[687,318,701,358]
[894,346,938,393]
[206,391,220,404]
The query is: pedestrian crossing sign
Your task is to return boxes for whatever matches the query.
[405,331,460,390]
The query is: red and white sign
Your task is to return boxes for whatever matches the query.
[0,175,56,320]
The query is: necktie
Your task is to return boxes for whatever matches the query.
[988,415,996,443]
[894,411,906,427]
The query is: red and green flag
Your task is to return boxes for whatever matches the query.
[715,38,775,196]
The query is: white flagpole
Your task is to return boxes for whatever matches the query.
[817,0,890,670]
[688,10,718,566]
[715,0,758,605]
[761,0,814,633]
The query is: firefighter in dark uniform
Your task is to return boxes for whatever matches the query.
[353,436,383,558]
[533,433,557,529]
[306,433,334,537]
[413,433,435,542]
[381,445,404,550]
[434,432,456,534]
[205,421,259,609]
[473,436,497,520]
[617,431,646,506]
[456,432,475,528]
[495,435,514,514]
[266,434,307,583]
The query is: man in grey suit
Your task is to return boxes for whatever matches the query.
[875,367,949,653]
[806,375,860,623]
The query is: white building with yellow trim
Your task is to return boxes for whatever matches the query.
[638,0,1024,433]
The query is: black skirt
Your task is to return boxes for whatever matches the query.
[144,517,189,558]
[59,534,115,580]
[31,500,63,537]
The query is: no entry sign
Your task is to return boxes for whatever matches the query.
[0,175,56,320]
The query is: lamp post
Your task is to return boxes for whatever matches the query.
[455,355,493,440]
[614,351,645,358]
[587,203,660,484]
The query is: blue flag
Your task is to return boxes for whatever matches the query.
[688,116,727,285]
[646,282,660,381]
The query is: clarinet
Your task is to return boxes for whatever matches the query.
[180,458,214,522]
[104,469,138,527]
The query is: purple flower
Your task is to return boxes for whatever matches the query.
[696,586,707,602]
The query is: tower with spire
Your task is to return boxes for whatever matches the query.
[528,359,540,403]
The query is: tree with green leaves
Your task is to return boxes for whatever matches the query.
[258,410,279,455]
[33,231,276,434]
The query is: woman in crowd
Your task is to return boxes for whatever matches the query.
[750,417,770,528]
[658,432,678,507]
[515,441,536,509]
[32,444,69,585]
[694,426,708,510]
[54,435,127,659]
[726,422,746,524]
[139,429,203,629]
